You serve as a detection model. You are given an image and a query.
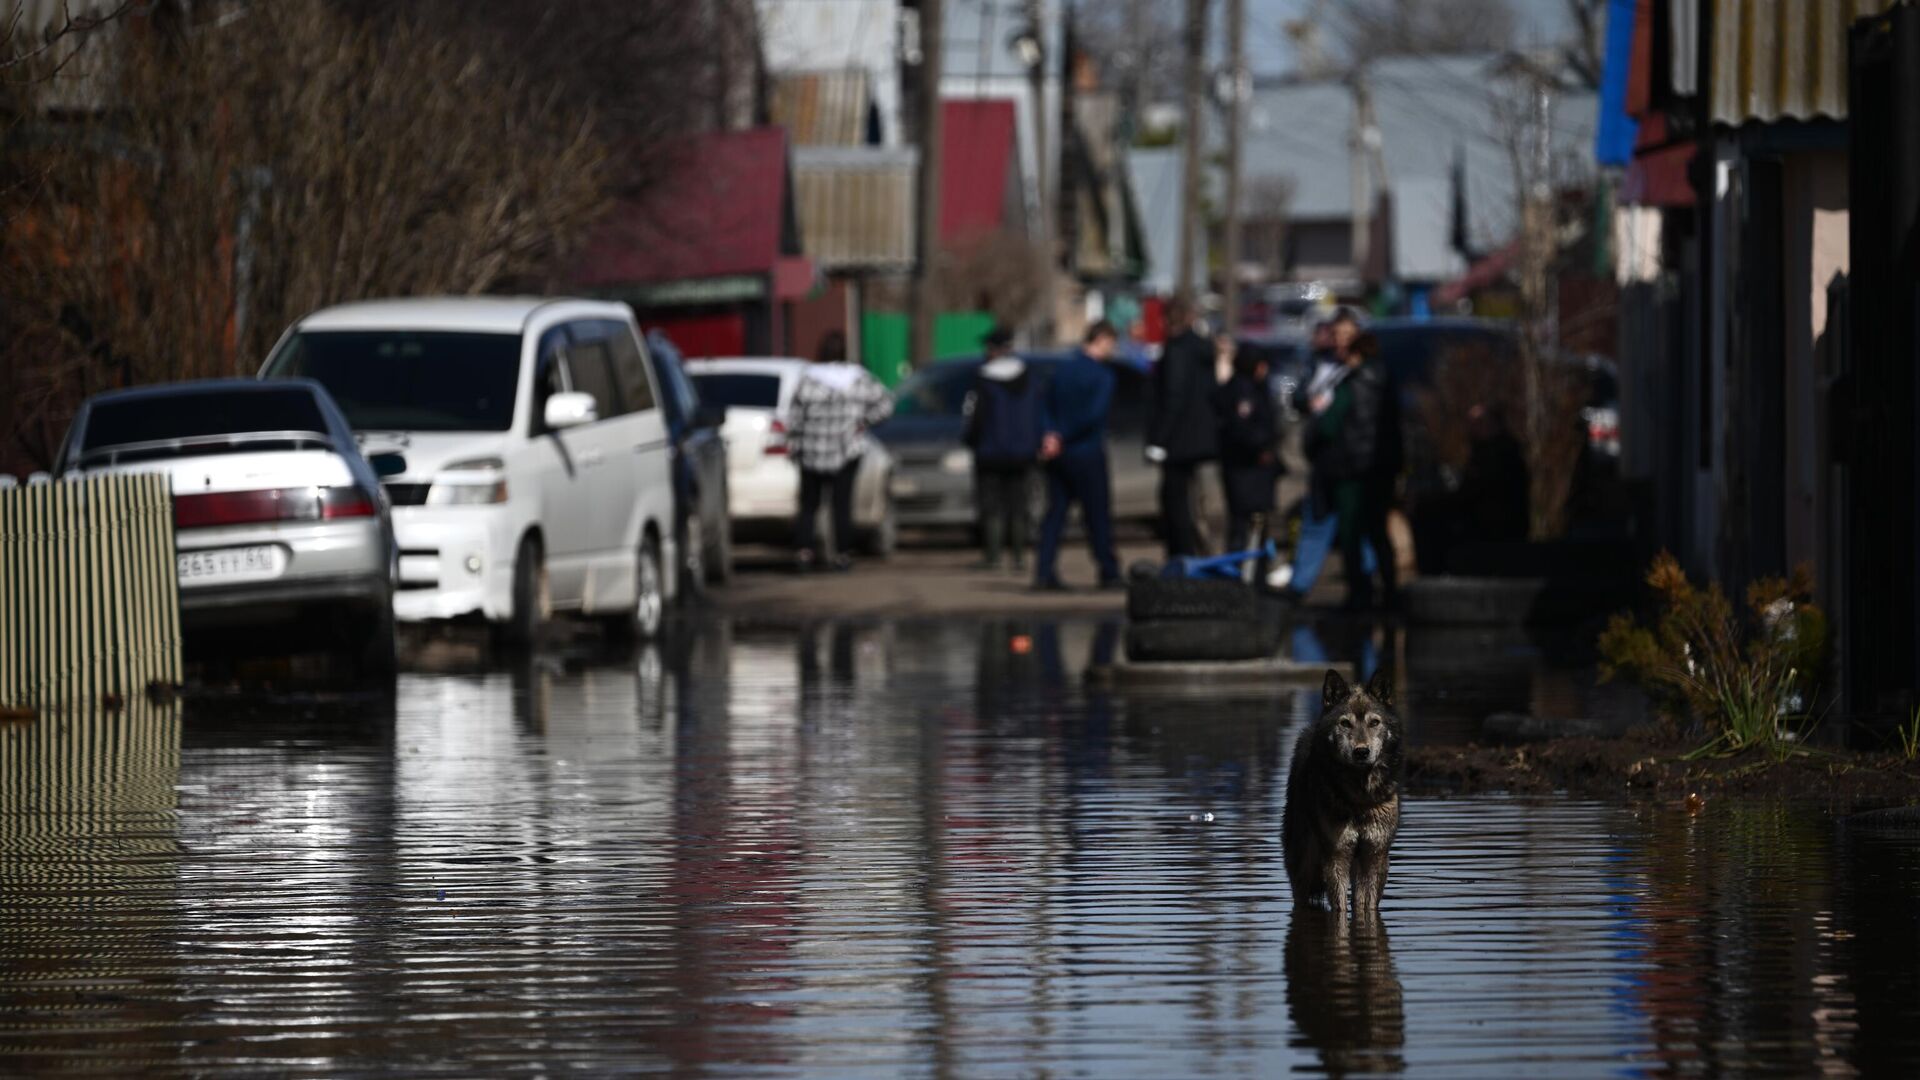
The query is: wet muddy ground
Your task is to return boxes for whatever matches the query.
[5,616,1919,1076]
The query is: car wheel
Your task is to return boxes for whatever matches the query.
[706,506,733,585]
[862,491,899,557]
[345,599,398,690]
[629,535,667,641]
[678,513,707,603]
[499,533,548,650]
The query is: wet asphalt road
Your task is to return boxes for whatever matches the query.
[4,616,1919,1077]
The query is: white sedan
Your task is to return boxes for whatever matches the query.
[684,357,897,556]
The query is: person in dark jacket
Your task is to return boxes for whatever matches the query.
[1033,320,1123,590]
[1309,330,1400,609]
[1214,343,1281,555]
[964,328,1044,570]
[1146,296,1221,558]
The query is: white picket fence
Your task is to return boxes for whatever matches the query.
[0,474,182,711]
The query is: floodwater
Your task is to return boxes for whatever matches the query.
[3,617,1918,1077]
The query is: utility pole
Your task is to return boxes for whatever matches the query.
[1023,0,1054,344]
[1347,72,1382,289]
[1221,0,1246,332]
[1176,0,1209,303]
[910,0,945,369]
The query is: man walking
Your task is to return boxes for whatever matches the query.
[964,328,1044,571]
[1032,321,1123,590]
[1145,296,1220,558]
[787,330,893,572]
[1273,313,1376,598]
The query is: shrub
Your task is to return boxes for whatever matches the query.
[1598,553,1828,755]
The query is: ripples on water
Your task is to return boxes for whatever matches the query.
[3,618,1918,1077]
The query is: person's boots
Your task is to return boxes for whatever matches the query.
[976,514,1004,570]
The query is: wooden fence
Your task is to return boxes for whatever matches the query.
[0,474,181,711]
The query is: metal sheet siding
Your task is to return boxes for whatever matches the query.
[0,474,181,713]
[1710,0,1892,124]
[793,149,917,271]
[771,69,873,147]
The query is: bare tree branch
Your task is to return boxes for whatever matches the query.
[1,0,138,77]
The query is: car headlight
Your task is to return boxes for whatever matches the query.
[940,448,972,474]
[427,457,508,505]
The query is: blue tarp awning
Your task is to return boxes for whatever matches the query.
[1594,0,1639,167]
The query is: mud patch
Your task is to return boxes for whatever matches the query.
[1407,733,1920,801]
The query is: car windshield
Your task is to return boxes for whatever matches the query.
[83,389,328,452]
[892,362,980,418]
[263,330,521,432]
[688,373,781,410]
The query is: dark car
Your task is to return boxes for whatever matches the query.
[646,331,732,597]
[873,352,1161,530]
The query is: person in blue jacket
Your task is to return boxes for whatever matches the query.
[1032,320,1123,590]
[964,328,1046,570]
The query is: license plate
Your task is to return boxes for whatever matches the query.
[177,545,287,586]
[891,476,919,496]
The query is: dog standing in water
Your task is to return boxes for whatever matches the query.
[1284,669,1403,918]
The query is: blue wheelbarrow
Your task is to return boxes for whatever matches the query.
[1157,539,1281,581]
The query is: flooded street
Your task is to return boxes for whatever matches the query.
[5,617,1919,1077]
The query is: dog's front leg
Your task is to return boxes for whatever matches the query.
[1353,843,1390,918]
[1322,837,1355,919]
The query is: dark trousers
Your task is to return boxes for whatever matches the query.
[1159,460,1206,558]
[975,464,1032,565]
[1335,477,1397,608]
[796,457,860,556]
[1035,448,1120,585]
[1225,505,1270,556]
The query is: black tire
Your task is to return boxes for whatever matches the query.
[1126,577,1262,622]
[342,599,397,690]
[861,492,899,557]
[499,533,547,650]
[606,534,668,642]
[1126,618,1277,662]
[705,506,734,585]
[677,512,707,604]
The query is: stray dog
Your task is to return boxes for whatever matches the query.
[1283,669,1403,918]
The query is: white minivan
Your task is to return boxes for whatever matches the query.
[260,297,677,642]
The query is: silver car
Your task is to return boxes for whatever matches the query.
[872,353,1165,531]
[55,379,399,683]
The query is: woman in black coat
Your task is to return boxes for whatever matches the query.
[1214,345,1282,554]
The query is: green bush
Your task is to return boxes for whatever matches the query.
[1598,553,1827,756]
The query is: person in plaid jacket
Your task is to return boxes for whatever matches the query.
[787,331,894,570]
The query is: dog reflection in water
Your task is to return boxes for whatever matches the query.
[1286,910,1406,1076]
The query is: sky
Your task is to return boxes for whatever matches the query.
[1238,0,1581,76]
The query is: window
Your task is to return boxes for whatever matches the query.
[563,339,622,421]
[891,362,978,417]
[530,327,569,434]
[263,330,521,432]
[689,373,781,410]
[84,388,329,452]
[603,323,657,414]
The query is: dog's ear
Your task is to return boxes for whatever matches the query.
[1322,669,1351,711]
[1365,668,1394,707]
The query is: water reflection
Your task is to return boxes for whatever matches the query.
[1286,912,1405,1077]
[1,618,1918,1076]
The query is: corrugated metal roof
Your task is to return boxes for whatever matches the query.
[793,147,917,272]
[1709,0,1892,125]
[771,69,873,147]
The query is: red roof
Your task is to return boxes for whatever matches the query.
[573,127,793,288]
[940,100,1019,246]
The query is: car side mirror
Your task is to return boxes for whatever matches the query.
[695,403,727,430]
[369,451,407,478]
[545,392,598,431]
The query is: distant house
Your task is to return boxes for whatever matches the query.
[1237,54,1597,295]
[571,127,813,358]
